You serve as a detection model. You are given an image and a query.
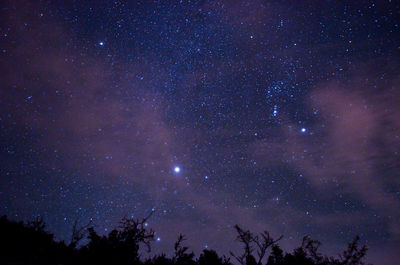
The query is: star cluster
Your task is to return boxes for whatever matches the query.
[0,1,399,264]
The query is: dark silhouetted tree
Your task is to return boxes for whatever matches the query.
[172,234,196,265]
[0,215,76,265]
[146,253,173,265]
[82,212,154,265]
[198,249,232,265]
[266,235,370,265]
[69,218,92,248]
[0,214,373,265]
[230,224,282,265]
[329,236,370,265]
[266,244,285,265]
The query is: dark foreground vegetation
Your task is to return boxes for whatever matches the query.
[0,215,371,265]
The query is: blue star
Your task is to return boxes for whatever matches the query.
[174,166,181,173]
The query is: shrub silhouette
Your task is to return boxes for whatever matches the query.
[265,235,370,265]
[170,234,196,265]
[230,224,282,265]
[146,254,174,265]
[0,215,76,265]
[0,215,372,265]
[198,249,231,265]
[81,213,155,265]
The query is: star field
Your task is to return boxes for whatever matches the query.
[0,1,399,264]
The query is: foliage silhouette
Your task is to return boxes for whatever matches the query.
[265,235,371,265]
[0,215,77,265]
[69,218,92,248]
[230,224,282,265]
[80,212,155,265]
[198,249,231,265]
[172,234,196,265]
[0,215,372,265]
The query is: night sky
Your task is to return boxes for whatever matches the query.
[1,1,400,264]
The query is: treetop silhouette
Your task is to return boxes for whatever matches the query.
[0,215,371,265]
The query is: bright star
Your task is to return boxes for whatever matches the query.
[174,166,181,173]
[301,128,306,133]
[156,237,161,242]
[273,105,278,117]
[99,41,104,46]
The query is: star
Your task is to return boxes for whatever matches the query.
[301,128,307,133]
[174,166,181,173]
[99,41,104,46]
[273,105,278,117]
